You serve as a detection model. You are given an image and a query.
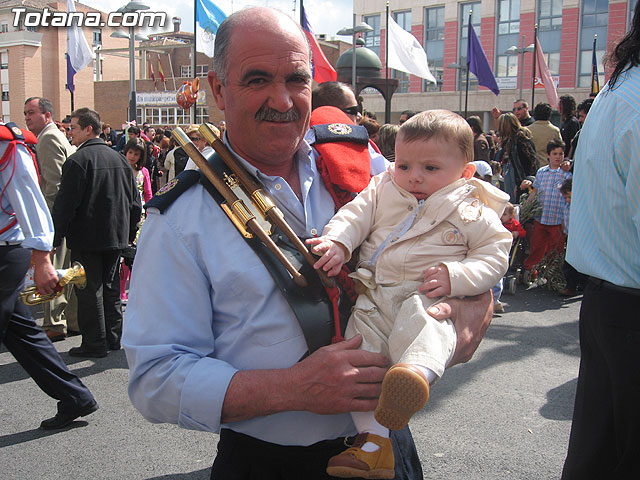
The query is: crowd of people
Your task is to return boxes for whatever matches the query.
[1,2,638,479]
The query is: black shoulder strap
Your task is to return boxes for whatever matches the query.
[201,153,349,354]
[144,170,201,212]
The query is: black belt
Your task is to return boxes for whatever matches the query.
[588,276,640,297]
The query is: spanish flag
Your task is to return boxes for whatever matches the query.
[157,55,166,84]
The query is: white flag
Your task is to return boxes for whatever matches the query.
[387,16,436,84]
[66,0,93,73]
[535,40,559,108]
[195,0,227,58]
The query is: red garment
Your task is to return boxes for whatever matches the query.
[524,221,565,270]
[502,218,526,238]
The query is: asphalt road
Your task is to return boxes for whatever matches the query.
[1,286,581,479]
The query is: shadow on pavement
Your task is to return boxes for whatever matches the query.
[0,421,89,448]
[146,468,211,480]
[539,378,578,421]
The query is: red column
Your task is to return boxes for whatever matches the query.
[605,2,629,80]
[518,12,536,97]
[443,20,459,92]
[559,7,580,88]
[409,24,425,92]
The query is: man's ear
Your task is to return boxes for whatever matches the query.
[208,70,226,111]
[462,162,476,180]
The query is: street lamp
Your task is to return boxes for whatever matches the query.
[111,1,149,122]
[337,18,373,93]
[448,62,467,116]
[505,36,535,100]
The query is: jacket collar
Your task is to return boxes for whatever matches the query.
[76,137,107,150]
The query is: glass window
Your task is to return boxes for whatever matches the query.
[1,23,8,33]
[364,15,380,56]
[93,30,102,46]
[496,0,521,81]
[424,6,445,92]
[181,65,191,78]
[458,2,482,91]
[392,11,412,93]
[578,0,608,87]
[537,0,562,78]
[1,92,8,101]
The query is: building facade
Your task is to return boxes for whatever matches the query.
[354,0,638,123]
[0,0,129,126]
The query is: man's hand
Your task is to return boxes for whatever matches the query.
[520,179,533,190]
[491,107,502,120]
[220,335,389,423]
[418,264,452,297]
[427,291,493,367]
[560,160,572,172]
[289,335,389,414]
[306,237,347,277]
[31,249,58,295]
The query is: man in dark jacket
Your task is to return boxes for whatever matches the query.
[52,108,142,358]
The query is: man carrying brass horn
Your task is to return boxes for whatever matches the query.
[0,123,98,430]
[124,7,492,479]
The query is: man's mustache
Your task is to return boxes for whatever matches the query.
[255,106,300,122]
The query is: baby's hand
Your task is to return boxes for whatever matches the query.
[306,237,347,277]
[418,264,452,298]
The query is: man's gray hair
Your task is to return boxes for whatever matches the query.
[25,97,54,116]
[213,7,311,85]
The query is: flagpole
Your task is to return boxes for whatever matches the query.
[385,1,390,124]
[191,0,197,123]
[300,0,303,25]
[464,10,471,119]
[531,24,538,108]
[591,34,599,96]
[167,53,176,91]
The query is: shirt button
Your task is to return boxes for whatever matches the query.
[310,228,318,236]
[274,183,282,191]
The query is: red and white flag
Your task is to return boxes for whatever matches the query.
[535,41,558,108]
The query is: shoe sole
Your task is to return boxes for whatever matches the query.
[375,366,429,431]
[326,466,394,479]
[68,349,108,358]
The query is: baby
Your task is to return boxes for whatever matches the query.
[307,110,512,479]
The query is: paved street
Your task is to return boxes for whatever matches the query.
[1,286,581,479]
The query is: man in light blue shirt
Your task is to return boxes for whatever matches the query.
[123,7,493,479]
[0,125,97,430]
[562,2,640,477]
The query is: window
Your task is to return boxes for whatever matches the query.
[537,0,562,76]
[1,23,8,33]
[392,11,411,93]
[1,92,8,101]
[363,15,380,56]
[93,30,102,46]
[141,106,209,126]
[630,0,638,28]
[496,0,521,80]
[181,65,209,78]
[424,6,445,92]
[458,3,481,91]
[26,25,38,32]
[578,0,608,87]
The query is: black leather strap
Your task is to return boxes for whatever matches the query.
[200,153,350,353]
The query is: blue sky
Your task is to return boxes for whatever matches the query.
[85,0,354,39]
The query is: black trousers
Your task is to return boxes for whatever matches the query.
[0,245,95,413]
[561,280,640,479]
[211,427,423,480]
[71,250,122,351]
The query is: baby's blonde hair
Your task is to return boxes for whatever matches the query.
[398,109,474,163]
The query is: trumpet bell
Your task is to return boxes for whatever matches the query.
[20,261,87,306]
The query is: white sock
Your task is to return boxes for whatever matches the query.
[351,411,389,452]
[413,364,438,385]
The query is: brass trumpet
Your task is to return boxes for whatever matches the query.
[20,262,86,306]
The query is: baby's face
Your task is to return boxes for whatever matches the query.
[394,136,472,201]
[501,210,513,223]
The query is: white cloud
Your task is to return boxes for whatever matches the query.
[82,0,352,39]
